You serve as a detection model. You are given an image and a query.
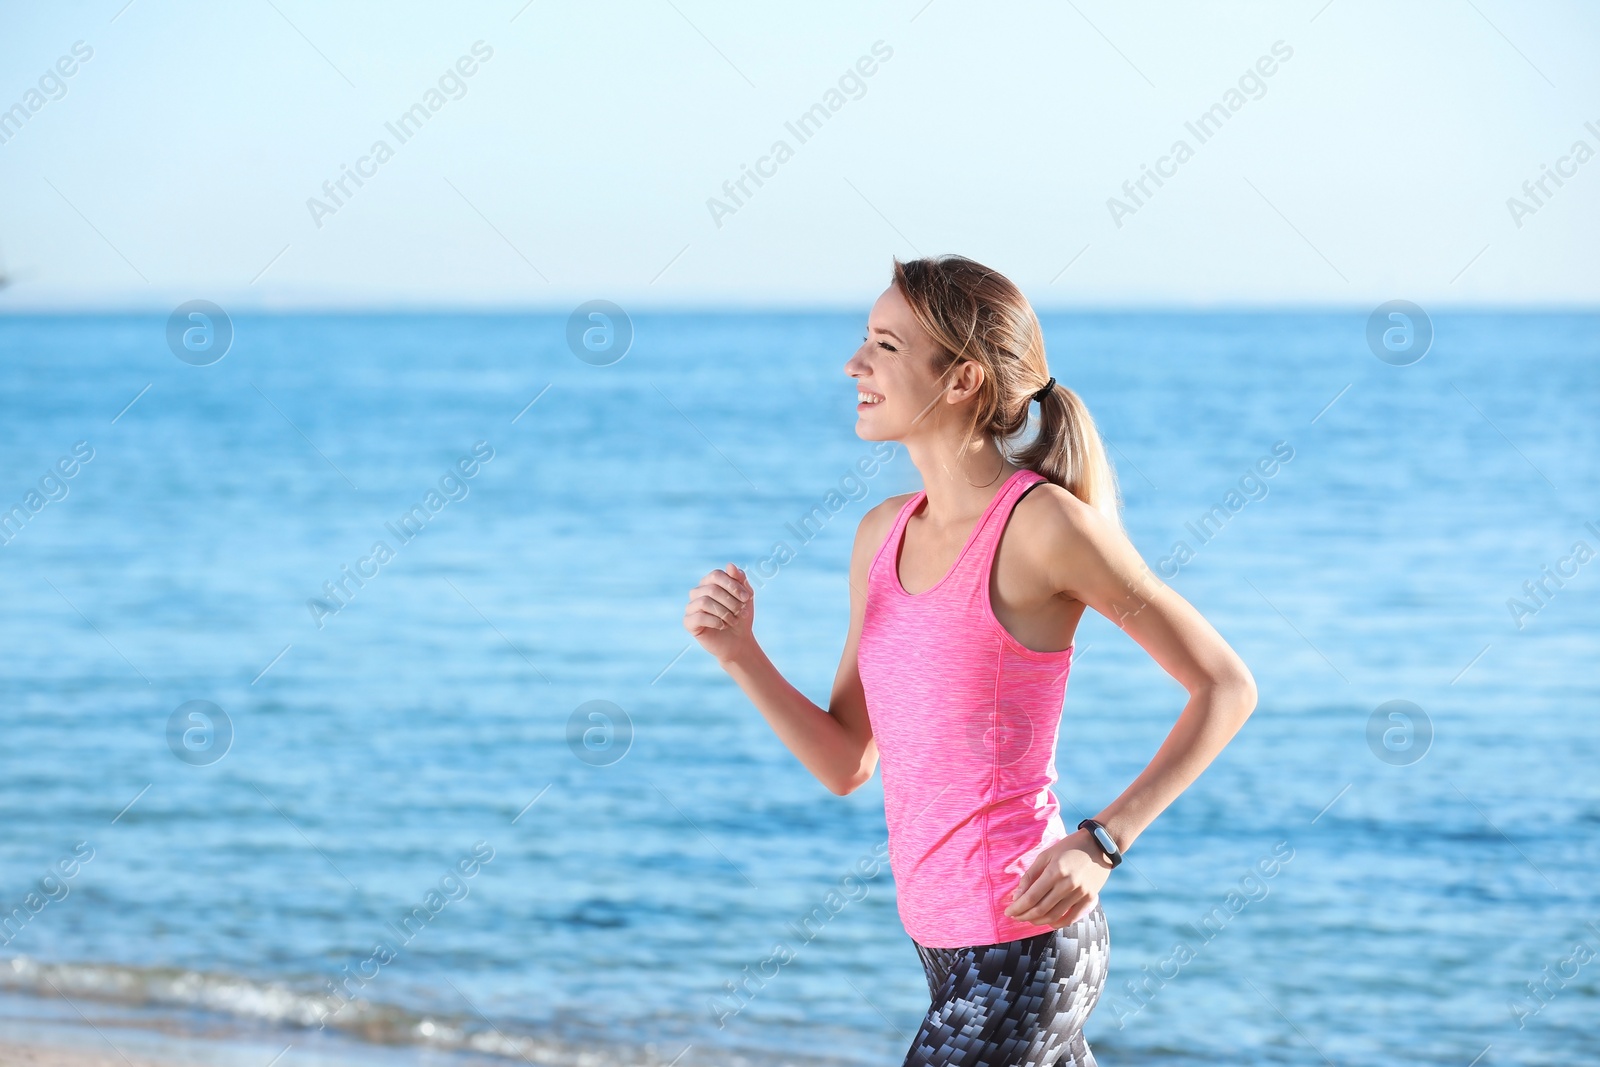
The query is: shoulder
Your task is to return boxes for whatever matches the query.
[847,492,915,574]
[1009,477,1153,603]
[865,491,917,524]
[1011,479,1107,542]
[854,492,915,552]
[1008,478,1129,571]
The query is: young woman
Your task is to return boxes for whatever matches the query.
[683,255,1257,1067]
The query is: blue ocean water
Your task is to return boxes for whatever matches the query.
[0,309,1595,1066]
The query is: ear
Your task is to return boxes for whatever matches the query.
[944,358,986,403]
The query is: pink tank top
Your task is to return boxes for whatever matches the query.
[857,467,1075,948]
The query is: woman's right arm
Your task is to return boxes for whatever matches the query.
[683,503,890,796]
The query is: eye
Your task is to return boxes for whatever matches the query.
[878,340,898,352]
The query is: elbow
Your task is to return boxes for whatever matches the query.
[1193,663,1256,727]
[1220,665,1257,722]
[828,761,876,797]
[829,772,865,797]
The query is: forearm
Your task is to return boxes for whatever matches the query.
[1091,676,1256,854]
[720,642,862,795]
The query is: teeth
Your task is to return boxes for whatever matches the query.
[858,393,884,404]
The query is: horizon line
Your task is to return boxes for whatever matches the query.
[3,300,1597,316]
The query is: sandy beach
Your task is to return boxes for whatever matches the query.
[2,1040,169,1067]
[0,1013,454,1067]
[0,1034,446,1067]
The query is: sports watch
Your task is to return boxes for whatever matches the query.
[1077,819,1123,868]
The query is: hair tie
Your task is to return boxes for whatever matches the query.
[1032,376,1056,403]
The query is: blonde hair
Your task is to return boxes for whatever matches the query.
[891,255,1122,527]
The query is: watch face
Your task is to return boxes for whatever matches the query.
[1093,827,1117,854]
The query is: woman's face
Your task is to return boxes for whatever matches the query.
[846,284,948,441]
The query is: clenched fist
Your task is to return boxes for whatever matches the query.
[684,563,755,666]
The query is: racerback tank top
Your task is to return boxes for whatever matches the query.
[857,467,1076,948]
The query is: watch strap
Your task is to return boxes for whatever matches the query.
[1078,818,1123,868]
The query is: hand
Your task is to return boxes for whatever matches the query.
[684,563,756,666]
[1004,830,1113,927]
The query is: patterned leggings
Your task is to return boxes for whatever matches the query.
[902,903,1110,1067]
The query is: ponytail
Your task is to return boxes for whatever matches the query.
[1012,381,1123,530]
[891,254,1124,529]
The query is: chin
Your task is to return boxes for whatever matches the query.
[853,418,893,443]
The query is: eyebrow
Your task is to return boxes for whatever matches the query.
[870,325,905,344]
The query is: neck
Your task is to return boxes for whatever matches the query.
[902,436,1019,527]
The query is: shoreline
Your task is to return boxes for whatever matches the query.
[0,1031,409,1067]
[0,984,872,1067]
[0,1003,459,1067]
[2,1042,162,1067]
[0,1037,477,1067]
[0,986,582,1067]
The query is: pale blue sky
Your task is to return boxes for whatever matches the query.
[0,0,1595,308]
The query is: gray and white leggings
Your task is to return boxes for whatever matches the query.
[903,903,1110,1067]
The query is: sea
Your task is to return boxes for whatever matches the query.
[0,308,1595,1066]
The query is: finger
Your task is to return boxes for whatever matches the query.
[684,608,728,632]
[696,599,740,628]
[1019,884,1080,926]
[704,567,751,604]
[695,568,739,594]
[1051,892,1094,928]
[1030,883,1081,927]
[1015,877,1078,924]
[1013,854,1047,897]
[1009,888,1051,924]
[689,585,743,620]
[692,588,743,620]
[1055,894,1096,927]
[1006,872,1052,916]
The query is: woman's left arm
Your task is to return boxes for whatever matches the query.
[1005,487,1258,928]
